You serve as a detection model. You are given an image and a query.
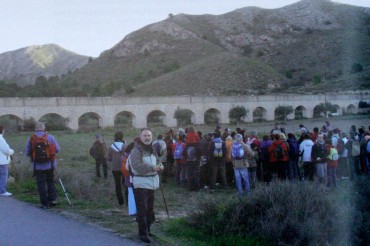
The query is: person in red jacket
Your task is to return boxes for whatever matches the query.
[268,133,289,180]
[185,126,201,191]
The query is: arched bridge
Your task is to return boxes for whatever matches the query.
[0,94,367,130]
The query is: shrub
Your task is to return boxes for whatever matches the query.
[189,182,339,245]
[352,177,370,245]
[229,106,248,125]
[174,108,193,126]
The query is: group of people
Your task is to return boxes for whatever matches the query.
[1,120,370,244]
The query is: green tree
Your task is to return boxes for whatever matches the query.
[174,108,192,126]
[229,106,248,125]
[274,105,293,121]
[313,102,337,118]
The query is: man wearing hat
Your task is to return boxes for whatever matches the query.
[26,122,60,209]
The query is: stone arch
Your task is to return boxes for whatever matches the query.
[147,110,166,127]
[39,113,69,131]
[0,114,23,132]
[294,105,307,119]
[173,108,195,126]
[346,104,357,114]
[330,104,341,116]
[253,107,267,122]
[78,112,101,130]
[115,111,135,128]
[204,108,220,125]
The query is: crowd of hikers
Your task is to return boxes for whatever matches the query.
[1,120,370,243]
[90,121,370,202]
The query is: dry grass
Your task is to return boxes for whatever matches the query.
[5,115,369,244]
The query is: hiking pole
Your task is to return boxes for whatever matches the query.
[159,181,169,219]
[55,169,72,206]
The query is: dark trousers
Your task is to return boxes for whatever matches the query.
[271,161,288,180]
[210,159,227,188]
[34,169,57,206]
[134,188,155,237]
[186,161,200,191]
[95,158,108,178]
[200,159,211,187]
[112,171,128,205]
[303,162,315,181]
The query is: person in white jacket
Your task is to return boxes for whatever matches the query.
[0,126,14,196]
[299,133,315,181]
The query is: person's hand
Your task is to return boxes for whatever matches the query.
[154,164,164,173]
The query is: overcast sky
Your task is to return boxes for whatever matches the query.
[1,0,369,57]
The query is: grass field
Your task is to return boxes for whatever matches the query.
[5,115,370,245]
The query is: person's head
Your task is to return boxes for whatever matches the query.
[0,125,3,134]
[317,134,324,142]
[188,126,195,133]
[140,128,152,145]
[274,134,280,140]
[35,122,45,131]
[325,138,332,145]
[157,134,163,140]
[340,132,347,139]
[279,133,286,141]
[214,131,221,138]
[313,127,319,133]
[197,131,202,138]
[96,134,103,142]
[114,131,123,141]
[287,133,295,140]
[235,134,243,142]
[263,135,270,141]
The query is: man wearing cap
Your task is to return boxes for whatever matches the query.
[26,122,60,209]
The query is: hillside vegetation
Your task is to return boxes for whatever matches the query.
[0,0,369,96]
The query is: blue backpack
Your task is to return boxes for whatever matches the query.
[174,143,184,160]
[232,142,244,159]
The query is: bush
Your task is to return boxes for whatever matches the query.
[352,177,370,245]
[189,182,339,245]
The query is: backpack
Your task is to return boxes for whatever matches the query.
[351,140,360,157]
[174,143,185,160]
[30,134,50,163]
[213,142,223,158]
[121,155,130,177]
[336,138,345,154]
[231,142,244,160]
[153,141,163,157]
[186,146,196,161]
[273,143,285,161]
[328,147,339,161]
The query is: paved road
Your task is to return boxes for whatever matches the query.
[0,197,142,246]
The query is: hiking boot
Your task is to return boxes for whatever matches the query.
[40,205,50,210]
[50,201,58,207]
[139,235,152,243]
[0,191,12,196]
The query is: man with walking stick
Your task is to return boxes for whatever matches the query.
[129,128,163,243]
[26,122,60,209]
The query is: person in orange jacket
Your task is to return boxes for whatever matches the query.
[268,133,289,180]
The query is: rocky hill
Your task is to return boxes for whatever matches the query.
[0,44,89,86]
[2,0,370,96]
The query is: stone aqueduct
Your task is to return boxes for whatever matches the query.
[0,94,368,130]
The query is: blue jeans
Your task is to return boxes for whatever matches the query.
[327,166,337,188]
[0,165,9,194]
[234,168,250,195]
